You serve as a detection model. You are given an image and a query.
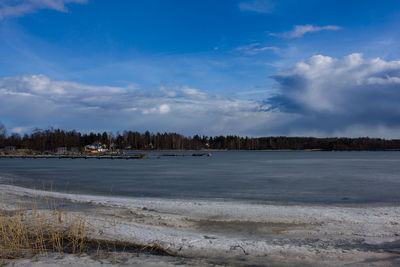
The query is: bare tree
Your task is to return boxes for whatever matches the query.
[0,122,6,148]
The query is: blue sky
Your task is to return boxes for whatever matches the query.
[1,0,400,137]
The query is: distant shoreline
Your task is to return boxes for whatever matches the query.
[2,128,400,152]
[2,149,400,155]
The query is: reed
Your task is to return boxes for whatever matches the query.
[0,192,171,264]
[0,196,90,263]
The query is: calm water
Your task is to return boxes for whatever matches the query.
[1,151,400,204]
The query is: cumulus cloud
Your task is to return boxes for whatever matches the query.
[0,74,283,135]
[271,24,341,38]
[236,43,279,55]
[0,0,87,20]
[2,53,400,138]
[238,0,274,14]
[142,104,170,115]
[270,53,400,136]
[181,86,209,99]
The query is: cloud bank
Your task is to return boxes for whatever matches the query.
[0,0,87,20]
[271,24,341,38]
[270,53,400,136]
[1,53,400,138]
[0,75,284,135]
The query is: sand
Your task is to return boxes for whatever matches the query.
[1,183,400,266]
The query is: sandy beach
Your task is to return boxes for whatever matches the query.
[1,183,400,266]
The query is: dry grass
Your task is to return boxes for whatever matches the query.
[0,194,171,265]
[0,196,90,263]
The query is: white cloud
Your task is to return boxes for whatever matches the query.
[238,0,274,14]
[159,104,170,114]
[0,0,87,20]
[0,74,279,136]
[159,86,177,97]
[181,86,208,99]
[271,24,341,39]
[0,74,125,96]
[142,104,170,115]
[236,43,279,55]
[10,126,30,134]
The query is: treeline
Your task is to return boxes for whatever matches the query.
[1,127,400,151]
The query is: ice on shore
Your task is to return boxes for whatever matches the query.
[1,183,400,266]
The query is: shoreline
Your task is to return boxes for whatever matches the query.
[2,179,400,208]
[1,183,400,266]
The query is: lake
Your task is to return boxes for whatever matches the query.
[1,151,400,204]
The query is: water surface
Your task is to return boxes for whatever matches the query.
[0,151,399,204]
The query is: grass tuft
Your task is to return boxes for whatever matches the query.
[0,203,89,262]
[0,194,172,264]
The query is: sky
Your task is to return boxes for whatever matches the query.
[1,0,400,137]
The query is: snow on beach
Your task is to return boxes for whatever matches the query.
[1,183,400,266]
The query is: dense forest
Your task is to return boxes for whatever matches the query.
[1,123,400,151]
